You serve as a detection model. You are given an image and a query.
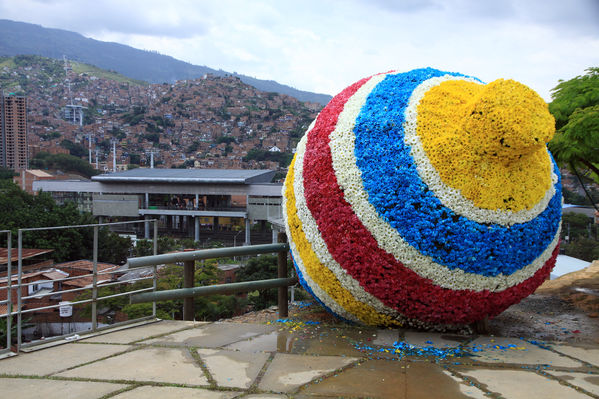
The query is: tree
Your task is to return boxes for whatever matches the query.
[30,152,99,178]
[236,255,282,310]
[548,68,599,190]
[60,139,87,158]
[0,180,130,264]
[0,167,17,180]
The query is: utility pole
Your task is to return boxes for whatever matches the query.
[112,139,117,172]
[88,133,93,164]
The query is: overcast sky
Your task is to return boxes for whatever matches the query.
[1,0,598,101]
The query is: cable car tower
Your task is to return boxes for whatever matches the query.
[62,55,85,126]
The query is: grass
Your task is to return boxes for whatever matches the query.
[71,62,147,86]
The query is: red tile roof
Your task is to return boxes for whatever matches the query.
[0,248,54,264]
[54,260,119,273]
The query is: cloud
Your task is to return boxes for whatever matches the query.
[0,0,211,38]
[0,0,597,100]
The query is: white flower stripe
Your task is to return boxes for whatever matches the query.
[292,111,405,321]
[329,73,561,292]
[404,75,557,226]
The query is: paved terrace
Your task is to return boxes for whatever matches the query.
[1,319,598,399]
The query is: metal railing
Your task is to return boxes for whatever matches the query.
[0,230,12,357]
[0,220,159,356]
[127,232,296,320]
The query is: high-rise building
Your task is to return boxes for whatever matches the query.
[0,94,28,170]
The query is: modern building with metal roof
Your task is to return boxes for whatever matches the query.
[91,168,276,184]
[33,168,284,245]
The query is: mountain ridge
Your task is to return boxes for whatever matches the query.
[0,19,332,105]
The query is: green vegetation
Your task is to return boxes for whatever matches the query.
[129,153,141,165]
[109,126,126,140]
[0,167,17,180]
[562,213,599,261]
[549,68,599,203]
[0,180,130,264]
[38,131,61,141]
[29,152,99,178]
[216,136,236,145]
[71,61,146,86]
[236,255,285,310]
[243,148,293,167]
[77,260,247,322]
[561,213,599,261]
[187,141,200,153]
[121,106,146,125]
[60,139,88,158]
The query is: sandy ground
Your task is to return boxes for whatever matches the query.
[228,261,599,343]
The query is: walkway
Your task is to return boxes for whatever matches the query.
[1,319,598,398]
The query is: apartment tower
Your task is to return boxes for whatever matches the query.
[0,93,28,170]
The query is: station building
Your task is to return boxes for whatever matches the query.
[33,168,285,245]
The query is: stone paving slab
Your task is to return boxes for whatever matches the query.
[83,320,205,344]
[459,369,591,399]
[112,385,239,399]
[56,346,208,386]
[224,331,296,353]
[544,370,599,396]
[403,362,488,399]
[403,332,467,348]
[244,395,289,399]
[289,328,365,357]
[0,343,131,376]
[299,359,488,399]
[440,369,488,399]
[551,344,599,367]
[373,329,399,346]
[143,322,276,348]
[298,359,407,398]
[467,337,582,367]
[258,353,357,393]
[0,377,128,399]
[197,348,269,388]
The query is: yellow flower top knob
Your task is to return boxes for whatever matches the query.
[462,79,555,163]
[417,78,555,211]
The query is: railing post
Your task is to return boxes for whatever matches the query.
[152,221,158,317]
[16,230,22,353]
[277,232,288,318]
[92,225,98,331]
[183,259,195,321]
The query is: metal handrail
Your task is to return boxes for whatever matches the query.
[131,277,297,303]
[126,233,292,320]
[127,243,289,268]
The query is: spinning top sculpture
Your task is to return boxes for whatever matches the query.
[282,68,561,327]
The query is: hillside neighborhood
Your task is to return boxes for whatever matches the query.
[2,55,321,174]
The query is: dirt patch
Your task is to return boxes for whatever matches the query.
[488,293,599,343]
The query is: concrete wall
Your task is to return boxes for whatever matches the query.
[93,194,140,217]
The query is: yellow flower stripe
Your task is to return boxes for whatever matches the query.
[284,156,401,326]
[416,79,554,212]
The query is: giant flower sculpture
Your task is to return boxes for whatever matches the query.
[282,68,561,327]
